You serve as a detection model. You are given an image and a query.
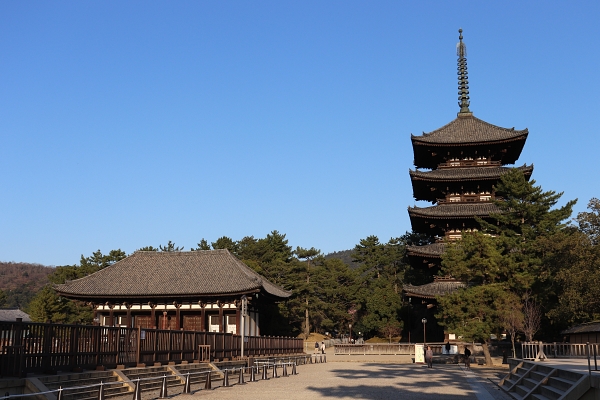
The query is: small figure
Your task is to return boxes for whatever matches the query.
[445,341,451,354]
[425,346,433,368]
[464,346,471,369]
[321,341,326,354]
[314,341,319,354]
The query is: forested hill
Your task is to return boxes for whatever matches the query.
[324,249,361,269]
[0,262,53,308]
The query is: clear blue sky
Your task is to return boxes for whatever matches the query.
[1,1,599,266]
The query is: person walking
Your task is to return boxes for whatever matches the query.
[321,341,326,354]
[425,346,434,368]
[314,341,319,354]
[464,346,471,369]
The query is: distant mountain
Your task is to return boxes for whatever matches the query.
[324,249,361,269]
[0,262,53,309]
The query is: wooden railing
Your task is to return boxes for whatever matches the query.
[0,320,304,377]
[521,341,599,360]
[334,343,447,355]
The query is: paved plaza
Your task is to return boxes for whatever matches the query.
[169,361,512,400]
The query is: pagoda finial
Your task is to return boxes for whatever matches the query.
[456,28,472,116]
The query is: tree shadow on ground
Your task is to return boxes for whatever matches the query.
[306,364,477,399]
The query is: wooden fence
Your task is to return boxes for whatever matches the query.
[0,320,304,377]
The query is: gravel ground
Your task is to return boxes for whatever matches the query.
[158,362,513,400]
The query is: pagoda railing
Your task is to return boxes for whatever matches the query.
[0,320,304,378]
[438,160,501,168]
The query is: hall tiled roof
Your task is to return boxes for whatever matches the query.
[0,309,32,322]
[408,202,500,219]
[406,243,446,258]
[403,278,466,299]
[55,250,291,300]
[410,164,533,182]
[561,322,600,335]
[411,115,528,145]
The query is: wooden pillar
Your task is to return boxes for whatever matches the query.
[199,302,206,332]
[235,300,241,335]
[162,311,168,330]
[108,303,115,327]
[91,303,98,326]
[126,303,132,328]
[175,302,181,330]
[150,303,156,329]
[218,301,224,333]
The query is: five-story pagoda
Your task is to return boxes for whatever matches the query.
[403,30,532,337]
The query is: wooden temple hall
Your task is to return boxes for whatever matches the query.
[402,30,532,339]
[55,249,291,335]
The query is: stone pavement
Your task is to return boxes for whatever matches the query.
[167,361,513,400]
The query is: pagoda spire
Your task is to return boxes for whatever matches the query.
[456,28,472,116]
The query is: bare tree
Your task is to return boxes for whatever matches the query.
[380,322,402,343]
[500,307,524,358]
[522,294,542,342]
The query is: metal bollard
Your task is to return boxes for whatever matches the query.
[262,364,269,380]
[204,371,212,390]
[132,379,142,400]
[97,381,105,400]
[292,362,298,375]
[272,363,279,378]
[323,354,327,363]
[57,387,63,400]
[238,367,246,385]
[282,363,288,377]
[223,369,230,387]
[183,372,191,394]
[249,365,257,382]
[159,374,168,398]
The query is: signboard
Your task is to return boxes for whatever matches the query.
[414,344,424,363]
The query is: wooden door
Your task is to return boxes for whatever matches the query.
[183,315,203,332]
[135,315,153,329]
[158,315,177,330]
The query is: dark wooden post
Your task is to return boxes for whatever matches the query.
[42,322,52,372]
[218,301,224,333]
[235,300,241,336]
[69,324,78,370]
[92,303,98,325]
[115,326,121,366]
[95,325,101,368]
[199,302,206,332]
[126,303,132,328]
[136,326,142,365]
[108,304,115,327]
[175,303,181,330]
[150,302,156,328]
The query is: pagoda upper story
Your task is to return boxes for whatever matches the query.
[407,29,532,247]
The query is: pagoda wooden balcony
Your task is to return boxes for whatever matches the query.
[437,159,502,168]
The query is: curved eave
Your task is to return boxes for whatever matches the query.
[412,134,528,169]
[55,287,262,301]
[409,164,533,183]
[411,132,528,147]
[406,244,445,259]
[409,165,534,202]
[408,205,500,220]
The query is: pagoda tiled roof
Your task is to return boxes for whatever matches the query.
[55,250,291,300]
[411,114,528,145]
[406,243,446,258]
[408,202,500,219]
[403,278,466,299]
[410,164,533,182]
